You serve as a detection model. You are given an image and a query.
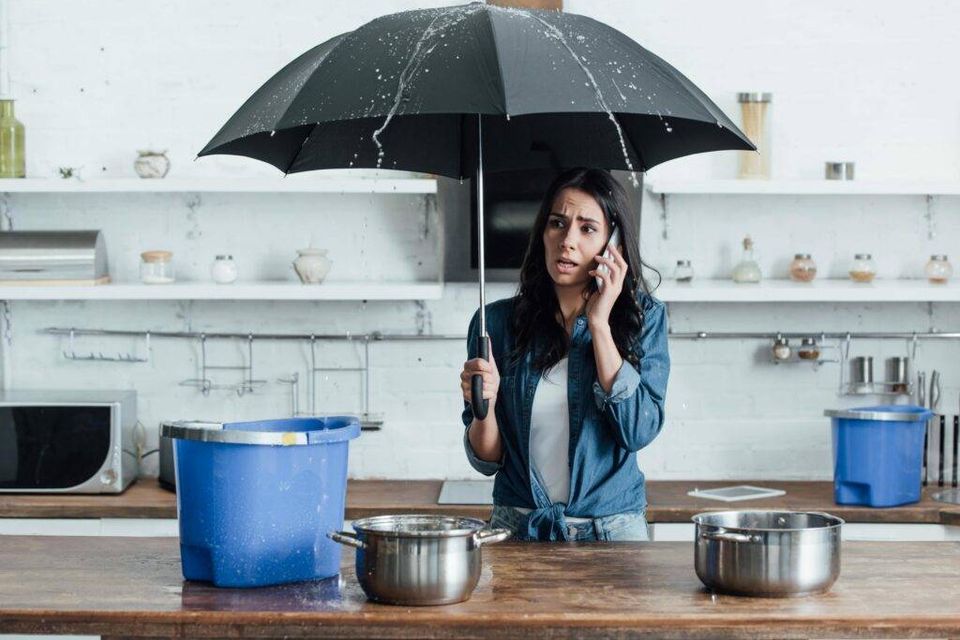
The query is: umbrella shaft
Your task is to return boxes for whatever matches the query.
[477,115,487,338]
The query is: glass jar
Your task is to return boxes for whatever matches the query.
[140,250,175,284]
[789,253,817,282]
[772,336,791,361]
[849,253,876,283]
[732,235,762,283]
[737,92,772,179]
[0,99,25,178]
[925,254,952,284]
[134,150,170,179]
[674,259,694,283]
[211,254,238,284]
[797,337,820,360]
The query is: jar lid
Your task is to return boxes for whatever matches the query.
[794,253,812,260]
[215,254,234,260]
[801,337,817,346]
[676,259,691,266]
[774,337,789,345]
[854,253,872,260]
[737,92,772,103]
[930,254,948,261]
[140,250,172,263]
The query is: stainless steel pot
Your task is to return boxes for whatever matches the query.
[692,510,843,597]
[329,514,510,605]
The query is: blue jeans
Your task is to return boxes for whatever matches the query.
[489,504,650,542]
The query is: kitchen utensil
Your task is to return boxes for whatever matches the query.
[161,416,360,587]
[329,514,511,605]
[918,371,926,407]
[0,230,109,284]
[919,371,928,484]
[849,356,873,393]
[824,161,855,180]
[954,413,959,488]
[885,357,909,394]
[691,510,843,597]
[939,414,946,487]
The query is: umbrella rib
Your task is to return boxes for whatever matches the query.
[282,123,320,175]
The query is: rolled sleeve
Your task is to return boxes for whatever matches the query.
[461,308,503,476]
[595,297,670,452]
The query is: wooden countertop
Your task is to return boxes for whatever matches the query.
[2,479,959,524]
[1,535,959,639]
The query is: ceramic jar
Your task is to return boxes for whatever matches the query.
[211,255,238,284]
[293,248,331,284]
[134,150,170,179]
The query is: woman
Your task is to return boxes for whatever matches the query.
[459,167,669,542]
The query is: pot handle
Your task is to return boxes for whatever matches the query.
[327,530,367,550]
[701,529,761,544]
[474,527,512,547]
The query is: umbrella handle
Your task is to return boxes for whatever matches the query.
[471,335,490,420]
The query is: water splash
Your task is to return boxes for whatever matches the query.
[523,11,640,185]
[372,5,483,166]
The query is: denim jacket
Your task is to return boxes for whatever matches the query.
[461,292,670,541]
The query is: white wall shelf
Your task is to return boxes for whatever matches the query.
[656,279,960,303]
[0,281,444,301]
[646,179,960,196]
[0,177,437,194]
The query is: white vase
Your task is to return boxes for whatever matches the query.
[134,150,170,179]
[293,248,331,284]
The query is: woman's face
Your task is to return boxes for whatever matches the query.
[543,187,611,287]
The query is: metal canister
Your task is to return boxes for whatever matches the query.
[825,161,855,180]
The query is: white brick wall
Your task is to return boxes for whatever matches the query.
[1,1,958,480]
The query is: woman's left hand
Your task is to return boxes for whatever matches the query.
[586,243,626,328]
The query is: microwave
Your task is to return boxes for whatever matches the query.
[0,390,138,493]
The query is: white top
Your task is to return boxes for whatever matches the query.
[529,357,571,506]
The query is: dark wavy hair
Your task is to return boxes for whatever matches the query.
[509,168,659,372]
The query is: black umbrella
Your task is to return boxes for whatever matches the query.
[199,2,754,419]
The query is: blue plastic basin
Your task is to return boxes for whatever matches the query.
[163,416,360,587]
[826,405,933,507]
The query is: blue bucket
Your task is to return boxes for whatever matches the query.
[162,416,360,587]
[825,405,933,507]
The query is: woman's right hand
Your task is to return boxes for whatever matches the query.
[461,339,500,411]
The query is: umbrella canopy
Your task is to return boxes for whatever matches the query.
[199,2,754,177]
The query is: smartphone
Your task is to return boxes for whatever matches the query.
[595,226,621,290]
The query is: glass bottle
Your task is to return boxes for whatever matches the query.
[789,253,817,282]
[924,254,952,284]
[140,250,175,284]
[673,259,694,283]
[797,338,820,360]
[772,336,791,361]
[737,92,772,179]
[732,235,762,283]
[849,253,876,283]
[0,99,25,178]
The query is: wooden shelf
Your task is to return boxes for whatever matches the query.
[0,177,437,194]
[656,279,960,302]
[646,179,960,196]
[0,281,444,301]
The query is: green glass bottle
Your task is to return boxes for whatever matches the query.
[0,99,25,178]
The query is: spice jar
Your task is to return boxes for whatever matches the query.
[789,253,817,282]
[211,255,238,284]
[732,235,762,283]
[737,92,772,179]
[674,259,694,283]
[849,253,876,283]
[140,250,175,284]
[797,338,820,360]
[772,336,791,361]
[924,254,953,284]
